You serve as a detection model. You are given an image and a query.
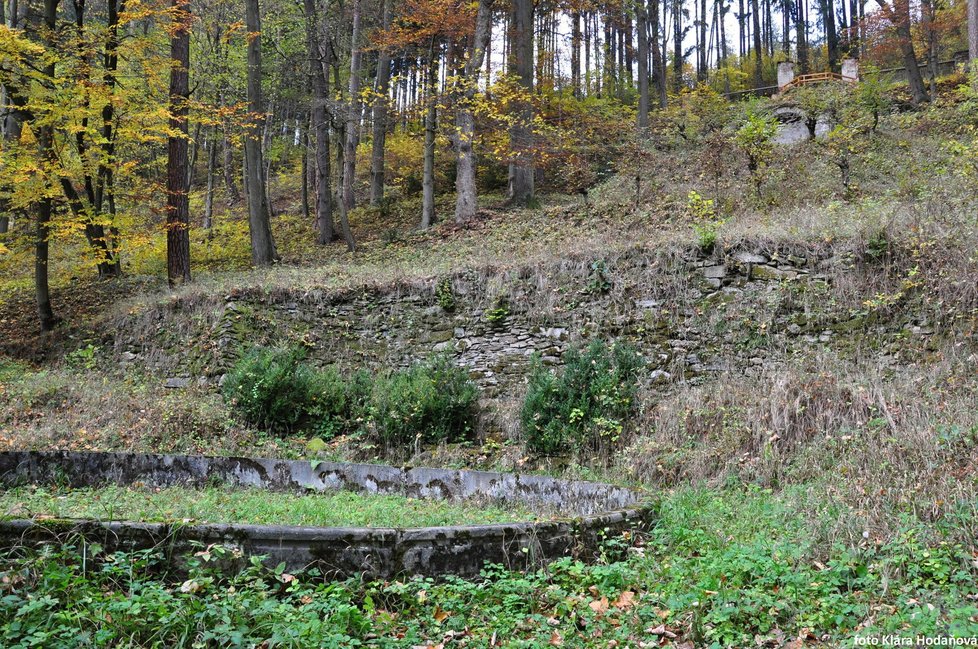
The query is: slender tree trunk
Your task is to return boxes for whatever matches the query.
[649,0,666,106]
[922,0,937,96]
[822,0,838,71]
[369,0,392,206]
[304,0,335,244]
[421,40,437,229]
[584,10,592,95]
[738,0,746,58]
[797,0,809,71]
[0,0,12,235]
[68,0,117,280]
[204,127,217,230]
[876,0,928,103]
[222,126,240,205]
[167,0,191,286]
[782,0,792,53]
[35,0,59,331]
[596,12,605,95]
[186,121,201,189]
[339,0,361,250]
[300,121,310,222]
[244,0,278,264]
[572,11,582,97]
[636,0,651,130]
[508,0,534,205]
[849,0,858,52]
[673,0,682,91]
[94,0,122,276]
[604,12,614,95]
[699,0,708,80]
[751,0,763,87]
[453,0,493,222]
[969,0,978,65]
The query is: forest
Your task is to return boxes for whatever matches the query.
[2,0,978,646]
[0,0,973,327]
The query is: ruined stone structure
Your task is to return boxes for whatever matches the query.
[0,451,653,578]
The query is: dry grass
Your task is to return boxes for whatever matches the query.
[617,343,978,547]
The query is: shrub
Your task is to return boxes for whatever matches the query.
[222,347,316,434]
[368,355,478,454]
[734,104,778,197]
[521,340,644,457]
[305,367,372,439]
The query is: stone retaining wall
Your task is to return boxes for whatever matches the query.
[0,451,653,578]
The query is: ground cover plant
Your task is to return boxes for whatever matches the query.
[0,485,536,528]
[1,486,975,648]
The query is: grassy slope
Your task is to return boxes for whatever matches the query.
[1,89,978,645]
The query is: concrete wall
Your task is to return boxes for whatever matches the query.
[0,451,654,578]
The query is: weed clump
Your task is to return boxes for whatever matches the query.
[521,340,643,457]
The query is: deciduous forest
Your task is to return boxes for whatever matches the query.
[2,0,978,645]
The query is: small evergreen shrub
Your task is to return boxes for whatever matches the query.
[222,347,317,434]
[368,355,478,454]
[521,340,643,457]
[224,349,478,454]
[305,367,372,439]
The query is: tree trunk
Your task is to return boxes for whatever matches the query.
[339,0,361,251]
[922,0,937,96]
[699,0,708,80]
[738,0,745,58]
[94,0,122,277]
[167,0,191,287]
[649,0,666,106]
[797,0,809,72]
[969,0,978,65]
[751,0,763,88]
[222,126,240,205]
[584,10,592,95]
[0,0,14,236]
[636,0,651,130]
[244,0,278,265]
[35,0,59,331]
[508,0,534,205]
[300,121,310,222]
[421,40,438,229]
[304,0,335,244]
[572,11,582,97]
[204,128,217,230]
[369,0,392,206]
[186,121,201,189]
[876,0,928,103]
[453,0,493,222]
[673,0,682,91]
[822,0,838,71]
[764,0,773,55]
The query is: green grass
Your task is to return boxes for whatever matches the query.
[1,485,975,647]
[0,484,538,528]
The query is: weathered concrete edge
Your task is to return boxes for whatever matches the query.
[0,451,656,578]
[0,451,645,515]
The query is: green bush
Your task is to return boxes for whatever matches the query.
[223,348,369,438]
[521,340,643,457]
[368,354,478,454]
[222,347,317,434]
[224,349,478,453]
[305,367,372,439]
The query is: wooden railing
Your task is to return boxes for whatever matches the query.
[782,71,848,90]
